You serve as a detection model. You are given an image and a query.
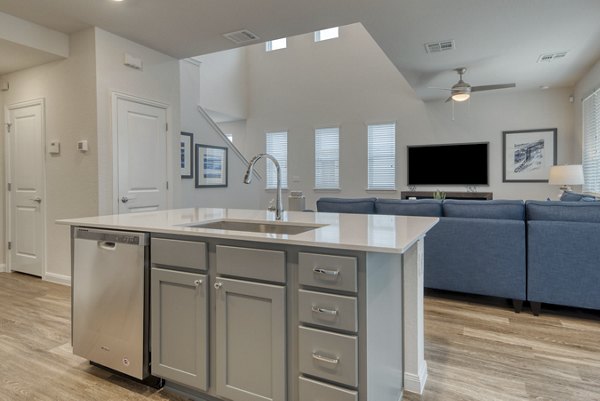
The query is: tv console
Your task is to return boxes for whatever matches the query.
[400,191,493,201]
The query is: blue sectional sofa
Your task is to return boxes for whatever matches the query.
[316,196,599,315]
[526,200,600,315]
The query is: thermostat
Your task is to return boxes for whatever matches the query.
[49,141,60,155]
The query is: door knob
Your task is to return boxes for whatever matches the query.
[121,196,129,203]
[30,197,42,203]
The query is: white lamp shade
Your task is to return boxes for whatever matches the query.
[548,164,584,186]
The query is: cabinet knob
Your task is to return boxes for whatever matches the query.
[194,279,203,287]
[214,282,223,289]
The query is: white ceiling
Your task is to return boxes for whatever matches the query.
[1,0,599,101]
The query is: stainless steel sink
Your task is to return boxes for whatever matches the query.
[185,220,325,235]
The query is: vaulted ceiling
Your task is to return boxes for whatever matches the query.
[1,0,599,101]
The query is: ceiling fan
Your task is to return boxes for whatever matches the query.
[431,67,516,102]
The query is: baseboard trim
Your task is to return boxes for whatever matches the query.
[404,360,428,394]
[0,263,6,273]
[44,272,71,286]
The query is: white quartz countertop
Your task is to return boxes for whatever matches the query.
[57,208,439,254]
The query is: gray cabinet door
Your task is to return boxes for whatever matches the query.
[215,277,286,401]
[151,268,208,390]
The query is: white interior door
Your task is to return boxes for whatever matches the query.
[6,100,45,277]
[116,96,168,214]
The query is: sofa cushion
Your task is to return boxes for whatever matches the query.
[316,197,376,214]
[560,190,596,202]
[375,199,442,217]
[442,199,525,220]
[526,200,600,223]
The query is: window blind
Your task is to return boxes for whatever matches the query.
[266,131,288,189]
[583,89,600,194]
[315,127,340,189]
[368,123,396,190]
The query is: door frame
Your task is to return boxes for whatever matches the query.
[4,98,47,277]
[110,91,171,214]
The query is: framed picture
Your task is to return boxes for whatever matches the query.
[502,128,557,182]
[180,132,194,178]
[195,144,228,188]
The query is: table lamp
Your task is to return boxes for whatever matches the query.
[548,164,584,197]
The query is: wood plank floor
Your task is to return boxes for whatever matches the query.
[1,272,599,401]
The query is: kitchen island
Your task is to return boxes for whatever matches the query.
[59,208,438,401]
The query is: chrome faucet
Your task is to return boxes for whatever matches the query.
[243,153,284,220]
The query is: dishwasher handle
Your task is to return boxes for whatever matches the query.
[98,241,117,250]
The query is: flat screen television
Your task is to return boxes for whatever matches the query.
[407,142,489,185]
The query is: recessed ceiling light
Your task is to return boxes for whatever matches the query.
[112,0,125,2]
[540,85,550,90]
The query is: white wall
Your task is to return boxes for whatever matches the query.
[94,28,181,214]
[179,60,261,209]
[1,28,98,282]
[425,88,576,200]
[218,120,248,156]
[244,23,432,209]
[241,23,576,208]
[195,48,248,122]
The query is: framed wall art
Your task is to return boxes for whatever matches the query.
[180,132,194,178]
[502,128,557,182]
[195,144,228,188]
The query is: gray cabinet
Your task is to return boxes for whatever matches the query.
[150,267,208,390]
[215,277,286,401]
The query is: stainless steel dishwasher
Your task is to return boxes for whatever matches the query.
[72,227,150,380]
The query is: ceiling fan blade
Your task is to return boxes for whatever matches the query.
[471,83,516,92]
[444,96,453,103]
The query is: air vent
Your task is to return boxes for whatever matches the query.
[223,29,260,44]
[425,40,455,54]
[537,51,568,63]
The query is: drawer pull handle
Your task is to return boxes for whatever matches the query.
[312,352,339,365]
[194,279,203,287]
[311,305,338,316]
[214,282,223,289]
[312,267,339,278]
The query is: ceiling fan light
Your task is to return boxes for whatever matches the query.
[452,93,470,102]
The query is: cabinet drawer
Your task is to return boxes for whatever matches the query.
[299,253,357,293]
[298,326,358,388]
[298,290,357,332]
[216,245,286,283]
[299,376,358,401]
[151,238,207,271]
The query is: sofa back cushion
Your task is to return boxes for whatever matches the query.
[526,200,600,223]
[375,199,442,217]
[442,199,525,220]
[316,197,376,214]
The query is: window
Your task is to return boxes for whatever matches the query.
[583,89,600,194]
[265,131,288,189]
[315,127,340,189]
[315,27,339,42]
[367,123,396,190]
[265,38,287,52]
